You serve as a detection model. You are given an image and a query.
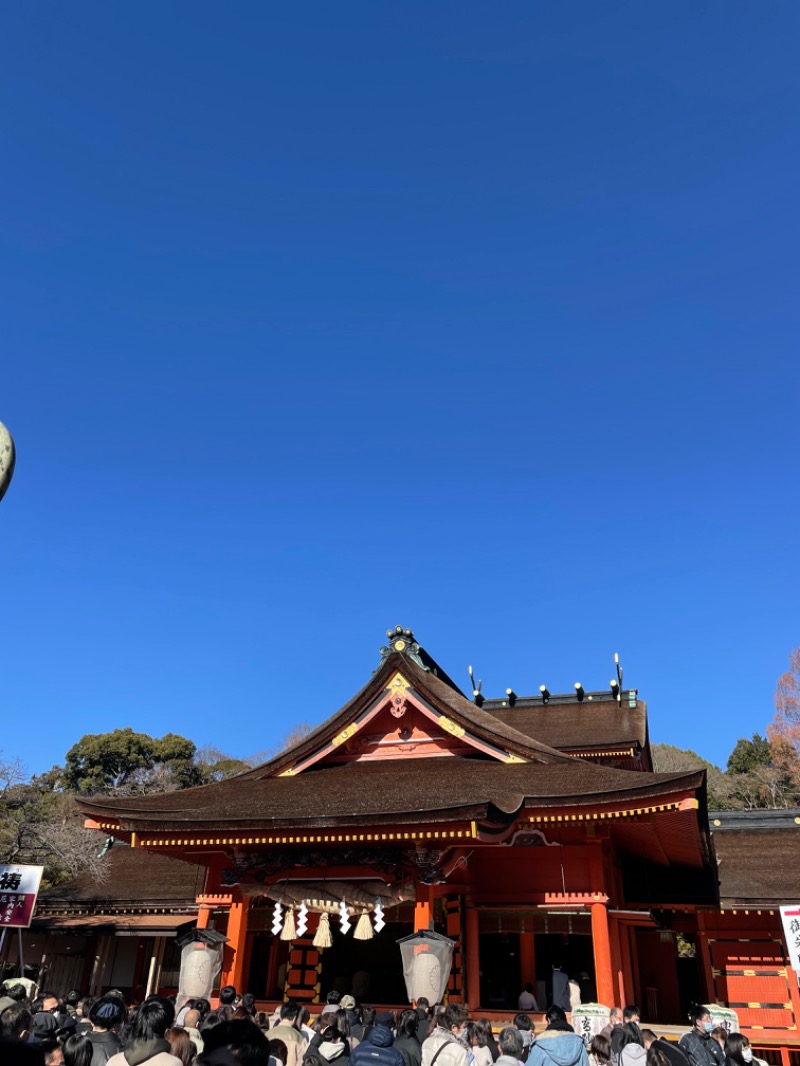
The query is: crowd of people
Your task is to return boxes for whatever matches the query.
[0,980,769,1066]
[595,1004,762,1066]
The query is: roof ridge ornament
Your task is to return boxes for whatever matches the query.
[377,627,465,693]
[379,626,429,671]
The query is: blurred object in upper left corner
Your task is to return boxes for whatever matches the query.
[0,422,16,503]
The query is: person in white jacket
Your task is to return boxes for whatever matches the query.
[421,1005,470,1066]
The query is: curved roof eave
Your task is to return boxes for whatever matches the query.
[77,762,706,832]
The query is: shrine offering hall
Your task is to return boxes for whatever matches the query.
[68,630,800,1046]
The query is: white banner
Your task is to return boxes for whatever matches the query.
[0,865,44,929]
[780,904,800,980]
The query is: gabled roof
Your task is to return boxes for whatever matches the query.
[240,649,575,779]
[76,632,702,840]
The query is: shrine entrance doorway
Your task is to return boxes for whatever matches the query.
[318,919,410,1004]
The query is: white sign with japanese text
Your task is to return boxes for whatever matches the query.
[780,904,800,980]
[704,1005,739,1033]
[572,1004,610,1047]
[0,865,44,928]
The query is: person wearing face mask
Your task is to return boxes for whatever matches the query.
[678,1008,725,1066]
[723,1033,761,1066]
[421,1005,470,1066]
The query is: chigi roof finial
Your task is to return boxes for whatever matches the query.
[609,652,623,703]
[378,626,428,671]
[468,665,484,707]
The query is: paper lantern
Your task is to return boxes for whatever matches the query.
[397,929,454,1004]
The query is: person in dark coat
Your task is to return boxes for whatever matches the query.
[612,1025,645,1066]
[106,998,181,1066]
[29,1013,59,1044]
[679,1009,724,1066]
[394,1012,422,1066]
[350,1026,405,1066]
[546,965,571,1013]
[64,1034,95,1066]
[351,1010,377,1046]
[723,1033,754,1066]
[312,1025,349,1064]
[86,997,125,1066]
[414,1002,430,1046]
[641,1028,688,1066]
[601,1012,622,1046]
[611,1012,640,1059]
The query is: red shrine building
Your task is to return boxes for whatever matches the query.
[70,630,800,1047]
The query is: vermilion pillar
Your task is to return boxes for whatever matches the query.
[465,901,481,1010]
[592,900,615,1007]
[221,895,250,992]
[589,844,615,1008]
[415,883,432,931]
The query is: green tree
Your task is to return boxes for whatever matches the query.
[651,743,736,809]
[654,720,800,812]
[63,728,201,795]
[727,734,772,774]
[195,745,251,783]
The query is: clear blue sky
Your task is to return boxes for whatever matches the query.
[1,3,798,775]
